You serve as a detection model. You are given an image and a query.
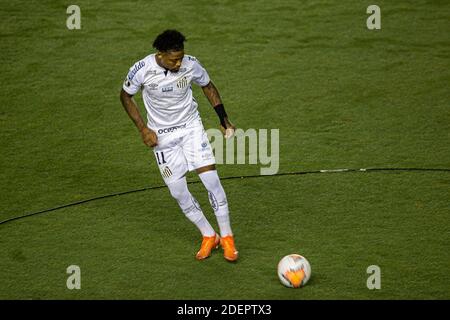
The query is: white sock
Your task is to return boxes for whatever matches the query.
[198,170,233,237]
[167,177,215,237]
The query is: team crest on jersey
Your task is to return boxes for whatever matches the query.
[177,76,188,89]
[161,166,173,178]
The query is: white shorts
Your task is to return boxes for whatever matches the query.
[152,119,215,185]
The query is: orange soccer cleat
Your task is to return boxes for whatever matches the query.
[196,233,220,260]
[220,235,239,262]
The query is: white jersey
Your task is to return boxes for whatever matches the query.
[122,54,210,134]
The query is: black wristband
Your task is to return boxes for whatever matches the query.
[214,104,228,128]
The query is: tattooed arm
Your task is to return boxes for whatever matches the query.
[201,82,235,134]
[201,81,223,107]
[120,88,158,147]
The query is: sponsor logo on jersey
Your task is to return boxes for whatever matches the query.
[161,166,172,178]
[157,123,187,134]
[162,86,173,92]
[201,142,207,148]
[127,60,145,81]
[177,76,188,89]
[188,56,196,61]
[147,83,158,90]
[146,69,157,76]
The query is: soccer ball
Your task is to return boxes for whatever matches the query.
[277,254,311,288]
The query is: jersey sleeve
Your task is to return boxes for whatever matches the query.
[122,60,146,95]
[191,58,211,87]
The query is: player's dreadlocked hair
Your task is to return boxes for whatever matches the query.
[152,29,186,52]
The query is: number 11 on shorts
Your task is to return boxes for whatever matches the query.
[156,152,167,165]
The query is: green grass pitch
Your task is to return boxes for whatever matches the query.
[0,0,449,299]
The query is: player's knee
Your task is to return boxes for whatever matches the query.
[167,179,190,202]
[200,171,222,190]
[209,183,227,202]
[209,179,223,193]
[169,187,188,202]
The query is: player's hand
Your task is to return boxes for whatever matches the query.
[140,127,158,147]
[220,119,236,139]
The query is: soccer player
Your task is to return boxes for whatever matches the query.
[120,30,238,262]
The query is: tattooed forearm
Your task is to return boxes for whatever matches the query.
[201,81,223,107]
[120,88,147,131]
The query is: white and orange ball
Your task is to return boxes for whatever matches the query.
[277,254,311,288]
